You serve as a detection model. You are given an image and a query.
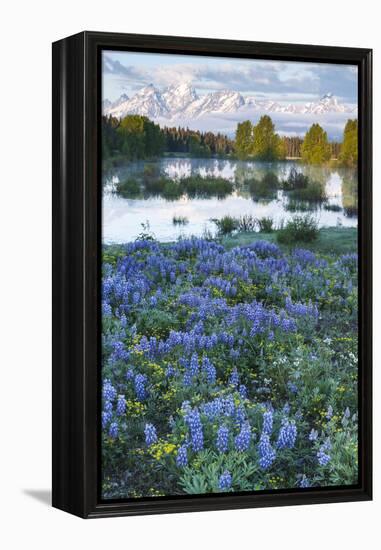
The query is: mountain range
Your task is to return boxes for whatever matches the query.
[103,83,356,122]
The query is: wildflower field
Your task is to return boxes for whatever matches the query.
[101,236,358,498]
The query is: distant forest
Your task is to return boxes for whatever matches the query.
[102,114,356,166]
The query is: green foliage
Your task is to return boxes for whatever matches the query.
[101,234,358,499]
[180,175,233,198]
[256,217,275,232]
[252,115,285,161]
[235,120,254,159]
[102,114,165,161]
[234,116,285,161]
[179,451,258,494]
[277,215,319,244]
[115,178,141,197]
[188,135,211,158]
[213,214,271,235]
[163,126,234,156]
[339,119,358,167]
[212,215,238,235]
[162,179,183,199]
[221,227,356,255]
[136,308,180,339]
[301,123,331,164]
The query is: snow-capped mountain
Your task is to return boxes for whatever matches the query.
[104,85,356,121]
[243,93,353,115]
[162,83,199,114]
[106,85,169,119]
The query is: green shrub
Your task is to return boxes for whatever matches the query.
[256,216,275,232]
[136,308,179,339]
[277,215,318,244]
[181,175,233,198]
[116,178,141,196]
[212,215,238,235]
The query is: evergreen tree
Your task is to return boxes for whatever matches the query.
[301,123,331,164]
[339,119,358,166]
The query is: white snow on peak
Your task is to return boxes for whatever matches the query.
[103,84,356,122]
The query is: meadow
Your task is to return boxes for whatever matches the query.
[101,229,358,498]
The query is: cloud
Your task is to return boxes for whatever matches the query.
[103,56,148,88]
[156,108,355,140]
[104,53,357,104]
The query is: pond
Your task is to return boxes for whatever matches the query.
[102,157,357,243]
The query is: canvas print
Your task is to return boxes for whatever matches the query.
[101,51,358,500]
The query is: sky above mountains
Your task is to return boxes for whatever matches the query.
[103,50,357,104]
[102,50,357,139]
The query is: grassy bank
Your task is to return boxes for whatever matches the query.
[221,227,357,255]
[103,228,357,264]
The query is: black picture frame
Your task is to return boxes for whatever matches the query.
[52,31,372,519]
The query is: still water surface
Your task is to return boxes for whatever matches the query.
[103,158,357,243]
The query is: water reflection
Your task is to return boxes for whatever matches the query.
[103,157,358,243]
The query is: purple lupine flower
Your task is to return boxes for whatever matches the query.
[144,423,158,446]
[258,433,276,470]
[219,471,232,491]
[108,422,118,439]
[277,419,297,449]
[176,444,188,467]
[234,422,251,452]
[116,395,126,416]
[216,425,229,453]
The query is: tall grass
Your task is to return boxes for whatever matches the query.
[180,175,233,198]
[212,215,238,235]
[256,217,275,232]
[237,214,256,232]
[277,215,319,244]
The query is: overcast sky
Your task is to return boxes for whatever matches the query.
[102,50,358,106]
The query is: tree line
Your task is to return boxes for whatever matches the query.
[235,115,357,166]
[102,113,357,167]
[162,127,234,156]
[102,115,234,161]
